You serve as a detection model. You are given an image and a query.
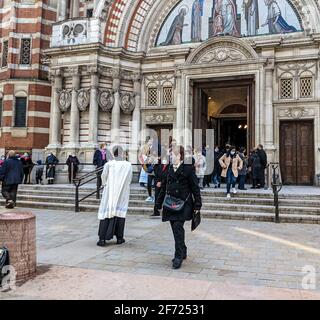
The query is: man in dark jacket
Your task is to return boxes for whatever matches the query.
[93,144,113,190]
[0,150,24,209]
[66,154,80,184]
[256,144,268,188]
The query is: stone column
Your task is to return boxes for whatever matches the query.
[111,70,121,144]
[88,67,99,147]
[71,0,80,18]
[175,71,183,143]
[130,73,142,163]
[264,60,275,159]
[49,69,63,148]
[69,67,80,148]
[57,0,68,21]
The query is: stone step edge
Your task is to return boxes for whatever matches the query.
[12,196,320,212]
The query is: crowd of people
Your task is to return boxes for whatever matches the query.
[138,137,268,211]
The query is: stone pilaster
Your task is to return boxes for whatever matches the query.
[111,69,121,145]
[88,66,99,147]
[71,0,80,18]
[48,69,63,148]
[69,67,81,148]
[130,73,142,163]
[57,0,68,21]
[264,59,276,161]
[175,70,183,144]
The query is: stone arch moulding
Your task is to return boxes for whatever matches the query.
[185,37,260,65]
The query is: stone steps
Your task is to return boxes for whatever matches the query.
[12,194,320,216]
[10,185,320,224]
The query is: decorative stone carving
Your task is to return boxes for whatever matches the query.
[277,61,318,80]
[186,37,259,65]
[145,113,174,124]
[278,107,314,119]
[98,89,115,112]
[199,48,245,63]
[62,21,87,41]
[57,89,72,112]
[77,89,90,111]
[285,107,308,119]
[120,92,136,114]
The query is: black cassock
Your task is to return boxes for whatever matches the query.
[98,217,126,241]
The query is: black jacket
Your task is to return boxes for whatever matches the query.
[257,149,267,168]
[0,157,24,185]
[154,164,169,184]
[93,150,113,168]
[66,156,80,170]
[157,163,202,222]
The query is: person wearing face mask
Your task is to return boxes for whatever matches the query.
[45,152,59,185]
[66,153,80,184]
[219,147,243,198]
[156,145,202,270]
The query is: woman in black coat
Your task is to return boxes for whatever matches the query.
[156,146,202,270]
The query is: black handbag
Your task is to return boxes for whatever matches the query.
[191,211,201,231]
[0,247,10,283]
[163,194,190,213]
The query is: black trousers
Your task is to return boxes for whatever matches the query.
[68,167,78,184]
[170,220,187,260]
[98,217,126,241]
[1,184,18,204]
[153,186,161,214]
[147,175,155,197]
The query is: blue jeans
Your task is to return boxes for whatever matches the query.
[213,173,221,186]
[226,168,237,194]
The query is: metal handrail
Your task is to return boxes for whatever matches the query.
[72,163,144,213]
[73,166,104,213]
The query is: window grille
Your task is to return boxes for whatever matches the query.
[300,77,313,98]
[280,79,293,99]
[163,87,173,105]
[148,88,158,106]
[2,40,8,68]
[20,39,31,65]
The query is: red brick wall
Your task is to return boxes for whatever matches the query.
[0,0,57,152]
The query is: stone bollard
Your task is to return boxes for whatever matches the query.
[0,211,36,283]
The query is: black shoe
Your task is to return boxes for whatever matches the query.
[97,240,106,247]
[117,238,125,245]
[5,201,15,209]
[150,212,160,217]
[172,258,182,270]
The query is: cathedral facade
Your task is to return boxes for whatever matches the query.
[6,0,320,185]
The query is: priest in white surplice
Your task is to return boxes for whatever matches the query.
[97,146,133,247]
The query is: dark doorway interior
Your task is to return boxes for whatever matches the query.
[218,118,247,149]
